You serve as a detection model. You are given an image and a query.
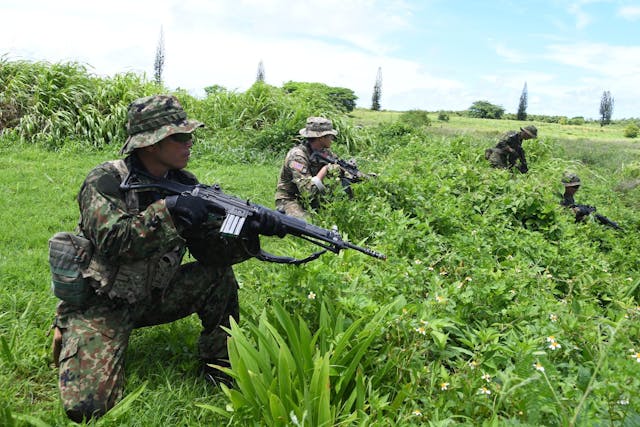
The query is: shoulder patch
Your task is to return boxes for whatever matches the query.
[289,160,307,174]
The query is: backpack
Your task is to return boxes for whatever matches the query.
[48,231,94,306]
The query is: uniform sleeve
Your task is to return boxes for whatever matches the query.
[514,142,527,166]
[287,152,326,195]
[78,165,184,262]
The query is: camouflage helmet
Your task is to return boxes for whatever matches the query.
[561,172,581,187]
[299,117,338,138]
[120,94,204,155]
[520,125,538,138]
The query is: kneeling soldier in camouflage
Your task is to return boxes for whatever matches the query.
[50,95,283,422]
[274,117,342,219]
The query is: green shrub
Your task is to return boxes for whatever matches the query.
[399,109,431,128]
[202,298,405,425]
[437,111,450,121]
[623,123,639,138]
[568,116,586,125]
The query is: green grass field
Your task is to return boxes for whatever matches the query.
[1,114,639,426]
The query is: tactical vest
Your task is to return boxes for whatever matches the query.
[82,159,186,304]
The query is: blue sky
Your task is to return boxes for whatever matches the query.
[2,0,639,118]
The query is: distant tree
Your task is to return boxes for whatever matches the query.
[256,60,265,83]
[468,100,505,119]
[517,82,528,121]
[282,81,357,112]
[371,67,382,111]
[599,90,614,126]
[204,84,227,95]
[153,26,165,86]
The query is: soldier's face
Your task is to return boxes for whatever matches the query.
[154,134,193,169]
[565,185,579,195]
[320,134,334,149]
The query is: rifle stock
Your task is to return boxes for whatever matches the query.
[120,171,386,264]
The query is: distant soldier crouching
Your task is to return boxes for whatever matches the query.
[485,125,538,173]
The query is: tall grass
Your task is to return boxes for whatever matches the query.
[0,56,158,149]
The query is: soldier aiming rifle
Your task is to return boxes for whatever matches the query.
[309,150,375,198]
[560,172,622,230]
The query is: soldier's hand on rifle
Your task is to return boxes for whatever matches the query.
[325,163,342,178]
[249,211,287,237]
[166,194,213,228]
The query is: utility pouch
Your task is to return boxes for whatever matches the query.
[48,232,94,306]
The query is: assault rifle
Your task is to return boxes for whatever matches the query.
[120,171,386,265]
[572,204,622,230]
[310,151,375,198]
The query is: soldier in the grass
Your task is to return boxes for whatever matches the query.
[50,94,285,422]
[275,116,342,219]
[560,172,622,229]
[485,125,538,173]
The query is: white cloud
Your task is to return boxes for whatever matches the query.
[567,2,592,29]
[172,0,414,54]
[617,5,640,20]
[492,43,528,63]
[544,43,640,78]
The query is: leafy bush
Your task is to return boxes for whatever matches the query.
[202,298,405,425]
[623,123,639,138]
[437,111,450,121]
[399,109,431,128]
[568,116,586,125]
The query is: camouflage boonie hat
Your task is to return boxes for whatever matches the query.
[120,94,204,155]
[520,125,538,138]
[561,172,581,187]
[299,117,338,138]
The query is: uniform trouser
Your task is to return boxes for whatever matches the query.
[275,199,309,220]
[54,262,239,422]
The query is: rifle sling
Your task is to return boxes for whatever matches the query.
[256,248,327,265]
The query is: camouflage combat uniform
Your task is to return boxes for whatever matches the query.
[52,95,254,422]
[485,131,528,172]
[275,143,337,218]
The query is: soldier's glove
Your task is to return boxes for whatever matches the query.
[326,163,342,178]
[249,211,287,237]
[166,194,212,228]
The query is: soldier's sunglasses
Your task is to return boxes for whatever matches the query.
[170,133,193,143]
